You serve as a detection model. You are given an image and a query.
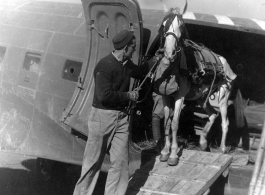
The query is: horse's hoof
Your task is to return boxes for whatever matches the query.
[159,153,170,162]
[167,157,179,166]
[200,141,208,151]
[220,145,232,154]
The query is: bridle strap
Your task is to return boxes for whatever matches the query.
[164,31,179,41]
[164,45,181,62]
[164,31,181,62]
[158,11,188,62]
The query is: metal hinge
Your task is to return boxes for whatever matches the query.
[89,20,104,38]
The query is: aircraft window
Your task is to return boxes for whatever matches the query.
[23,52,41,73]
[62,59,82,82]
[0,46,6,66]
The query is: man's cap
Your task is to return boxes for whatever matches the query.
[112,30,134,50]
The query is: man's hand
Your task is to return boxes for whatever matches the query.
[154,48,164,61]
[126,88,140,101]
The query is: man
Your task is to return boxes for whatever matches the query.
[148,50,172,152]
[73,29,147,195]
[151,92,173,152]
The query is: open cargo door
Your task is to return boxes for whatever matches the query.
[60,0,143,135]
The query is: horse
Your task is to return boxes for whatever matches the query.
[153,1,245,166]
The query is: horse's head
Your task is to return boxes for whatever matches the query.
[160,0,187,63]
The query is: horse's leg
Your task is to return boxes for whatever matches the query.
[167,97,184,166]
[159,95,172,162]
[197,98,218,151]
[218,84,232,153]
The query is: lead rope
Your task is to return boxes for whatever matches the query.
[135,54,162,102]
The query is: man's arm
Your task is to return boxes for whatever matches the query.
[126,60,149,80]
[95,71,138,105]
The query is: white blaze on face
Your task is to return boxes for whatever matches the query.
[164,17,182,60]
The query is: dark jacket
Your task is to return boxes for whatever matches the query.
[92,53,147,110]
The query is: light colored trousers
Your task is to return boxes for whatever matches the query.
[73,107,129,195]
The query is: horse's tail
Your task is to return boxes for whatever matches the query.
[233,88,245,128]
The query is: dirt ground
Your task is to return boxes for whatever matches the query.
[0,152,106,195]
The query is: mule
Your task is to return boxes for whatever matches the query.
[154,1,245,166]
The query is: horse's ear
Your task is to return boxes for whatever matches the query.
[160,0,170,13]
[180,0,188,15]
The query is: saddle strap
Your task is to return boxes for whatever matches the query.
[184,39,224,74]
[183,39,224,108]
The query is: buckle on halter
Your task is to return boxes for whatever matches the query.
[176,46,181,53]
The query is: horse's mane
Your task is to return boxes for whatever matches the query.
[166,7,181,16]
[162,7,182,23]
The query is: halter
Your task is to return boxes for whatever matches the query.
[159,11,186,62]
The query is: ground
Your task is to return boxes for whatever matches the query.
[0,152,106,195]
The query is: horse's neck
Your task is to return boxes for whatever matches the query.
[175,14,189,40]
[182,46,198,73]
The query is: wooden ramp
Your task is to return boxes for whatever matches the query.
[126,149,232,195]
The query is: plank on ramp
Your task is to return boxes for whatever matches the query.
[126,149,232,195]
